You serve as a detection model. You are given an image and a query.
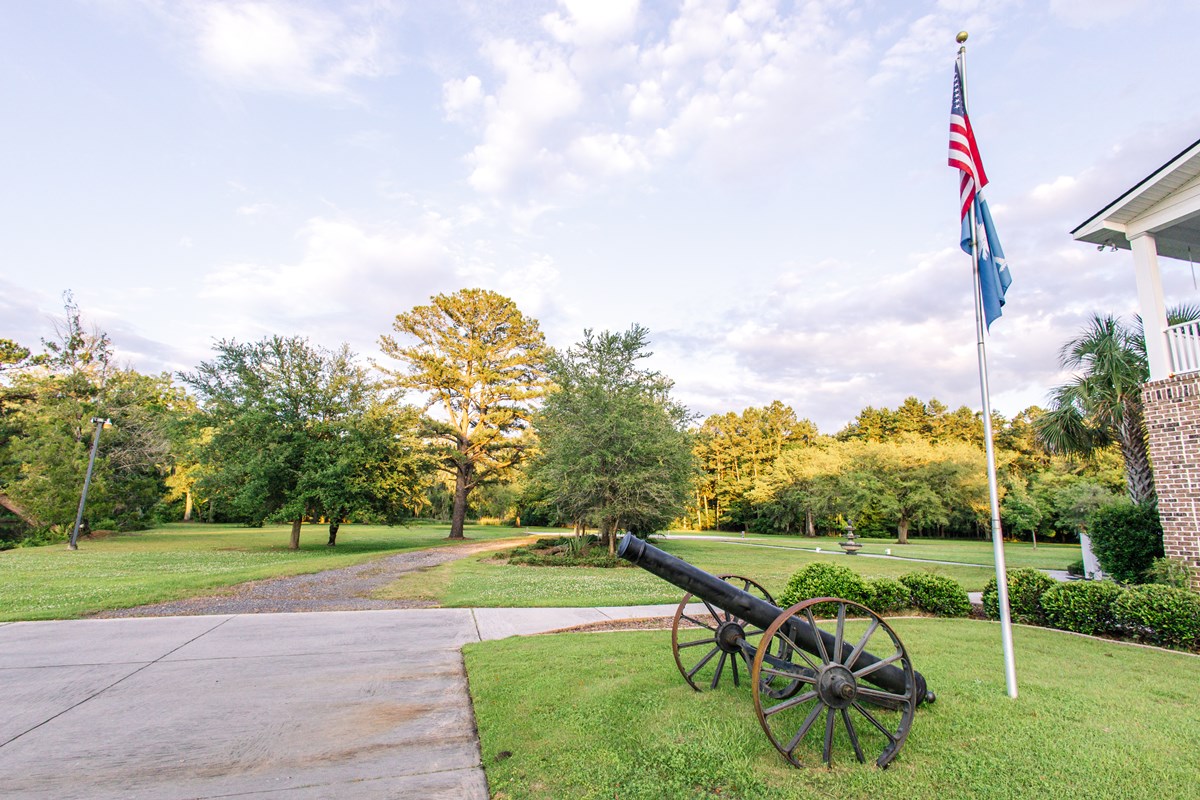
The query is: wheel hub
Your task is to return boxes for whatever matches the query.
[816,664,858,709]
[715,620,745,653]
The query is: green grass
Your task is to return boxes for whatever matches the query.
[377,535,1049,607]
[465,619,1200,799]
[0,521,527,621]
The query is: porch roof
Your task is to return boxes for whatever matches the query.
[1072,137,1200,262]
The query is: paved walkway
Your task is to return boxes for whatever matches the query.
[0,604,691,799]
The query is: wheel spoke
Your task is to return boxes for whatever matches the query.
[701,599,724,623]
[686,646,721,680]
[851,702,898,743]
[822,707,836,764]
[856,685,911,704]
[680,614,717,632]
[776,630,820,672]
[805,608,831,664]
[852,651,902,680]
[677,635,718,649]
[844,618,880,670]
[835,604,848,663]
[731,650,741,687]
[710,652,728,689]
[841,708,865,764]
[786,701,825,755]
[763,689,818,717]
[759,663,816,683]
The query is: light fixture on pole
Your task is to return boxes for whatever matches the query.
[69,417,111,551]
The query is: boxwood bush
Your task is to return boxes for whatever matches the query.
[865,577,910,614]
[1088,502,1164,583]
[899,573,970,617]
[1112,584,1200,649]
[778,562,872,612]
[981,568,1058,625]
[1040,580,1123,636]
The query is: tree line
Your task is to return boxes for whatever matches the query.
[1,289,1166,550]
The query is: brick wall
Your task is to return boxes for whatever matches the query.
[1142,374,1200,590]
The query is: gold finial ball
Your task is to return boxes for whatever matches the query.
[956,31,969,44]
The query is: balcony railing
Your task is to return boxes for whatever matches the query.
[1166,320,1200,374]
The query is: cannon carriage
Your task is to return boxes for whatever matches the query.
[617,534,935,769]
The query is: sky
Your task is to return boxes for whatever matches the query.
[3,0,1200,433]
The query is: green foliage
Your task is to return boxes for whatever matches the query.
[899,572,970,617]
[504,535,628,568]
[1066,558,1085,577]
[777,562,871,609]
[379,288,548,539]
[864,577,909,613]
[981,568,1058,625]
[529,326,694,544]
[1087,501,1164,583]
[1040,580,1122,636]
[182,336,430,547]
[1143,557,1195,590]
[1113,584,1200,649]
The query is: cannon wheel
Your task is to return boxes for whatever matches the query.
[750,597,917,769]
[671,575,774,692]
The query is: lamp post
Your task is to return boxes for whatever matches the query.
[69,417,110,551]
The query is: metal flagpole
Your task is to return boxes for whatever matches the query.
[957,32,1018,699]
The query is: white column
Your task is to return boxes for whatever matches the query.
[1130,232,1172,380]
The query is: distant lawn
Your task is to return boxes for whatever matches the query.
[465,619,1200,799]
[375,535,1066,606]
[0,521,528,621]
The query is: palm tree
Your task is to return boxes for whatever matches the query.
[1037,306,1199,504]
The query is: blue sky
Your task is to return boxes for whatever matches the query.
[3,0,1200,432]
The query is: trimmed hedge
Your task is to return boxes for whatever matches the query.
[1088,502,1164,583]
[899,573,970,617]
[778,562,872,610]
[1040,580,1122,636]
[1113,584,1200,649]
[982,568,1058,625]
[865,577,910,614]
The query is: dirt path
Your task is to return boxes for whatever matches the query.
[92,539,514,618]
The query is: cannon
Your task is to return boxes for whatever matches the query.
[617,534,934,768]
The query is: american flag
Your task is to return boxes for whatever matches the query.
[948,58,987,220]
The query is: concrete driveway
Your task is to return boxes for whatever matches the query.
[0,605,685,799]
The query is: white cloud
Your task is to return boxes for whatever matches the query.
[163,1,389,95]
[442,74,484,121]
[542,0,640,46]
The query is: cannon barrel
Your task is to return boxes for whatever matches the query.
[618,534,930,703]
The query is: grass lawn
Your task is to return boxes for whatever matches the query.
[0,521,528,621]
[375,535,1066,606]
[465,619,1200,799]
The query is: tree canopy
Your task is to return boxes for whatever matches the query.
[379,288,548,539]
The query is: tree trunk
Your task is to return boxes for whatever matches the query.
[805,509,815,537]
[183,489,193,522]
[289,518,302,550]
[896,516,909,545]
[327,520,339,546]
[1119,407,1156,505]
[449,463,470,539]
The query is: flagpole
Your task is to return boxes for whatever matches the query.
[957,31,1018,699]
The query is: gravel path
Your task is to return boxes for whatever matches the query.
[92,539,512,618]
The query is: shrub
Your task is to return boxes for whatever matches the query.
[981,568,1057,625]
[899,573,970,617]
[1087,502,1163,583]
[865,577,910,614]
[778,562,872,611]
[1040,580,1123,636]
[1143,557,1195,590]
[1112,584,1200,650]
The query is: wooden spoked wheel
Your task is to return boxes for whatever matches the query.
[750,598,917,769]
[670,575,775,692]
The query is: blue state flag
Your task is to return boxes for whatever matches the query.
[959,193,1011,328]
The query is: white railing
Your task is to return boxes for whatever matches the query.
[1166,320,1200,374]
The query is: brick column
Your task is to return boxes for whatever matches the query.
[1142,374,1200,590]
